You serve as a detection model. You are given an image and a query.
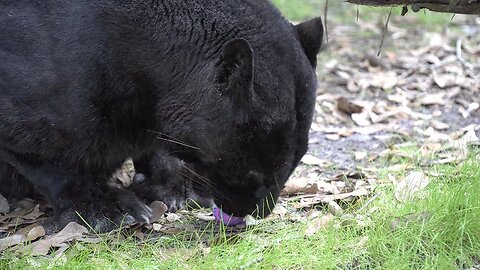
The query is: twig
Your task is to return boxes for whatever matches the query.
[377,8,393,56]
[358,192,382,212]
[324,0,330,53]
[456,39,475,72]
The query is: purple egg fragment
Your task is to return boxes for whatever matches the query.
[213,208,246,226]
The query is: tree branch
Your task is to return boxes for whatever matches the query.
[345,0,480,14]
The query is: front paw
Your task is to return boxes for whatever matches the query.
[130,174,188,212]
[47,184,152,233]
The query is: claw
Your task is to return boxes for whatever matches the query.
[123,214,136,225]
[140,214,151,224]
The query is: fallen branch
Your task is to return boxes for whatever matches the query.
[345,0,480,14]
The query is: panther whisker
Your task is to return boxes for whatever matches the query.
[172,169,227,201]
[145,129,200,150]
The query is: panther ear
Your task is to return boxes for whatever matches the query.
[294,17,324,67]
[217,38,254,103]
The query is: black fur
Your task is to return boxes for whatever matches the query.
[0,0,323,232]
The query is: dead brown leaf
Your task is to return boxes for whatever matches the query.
[394,171,430,203]
[282,177,319,196]
[150,201,168,223]
[23,222,89,256]
[305,213,335,236]
[0,225,45,251]
[295,187,370,208]
[337,97,363,115]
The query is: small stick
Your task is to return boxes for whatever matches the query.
[377,7,393,56]
[456,39,475,72]
[324,0,330,53]
[358,192,382,212]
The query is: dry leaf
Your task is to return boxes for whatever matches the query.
[431,120,450,131]
[25,222,88,256]
[282,177,318,196]
[448,125,479,150]
[300,155,324,166]
[165,213,181,222]
[328,201,344,217]
[0,234,25,251]
[0,199,37,222]
[325,134,341,141]
[271,205,288,217]
[152,223,163,232]
[305,213,335,236]
[351,112,371,126]
[354,152,368,161]
[0,225,45,251]
[150,201,168,222]
[394,171,430,202]
[316,181,340,194]
[337,97,363,115]
[26,226,45,241]
[416,93,446,106]
[295,187,369,208]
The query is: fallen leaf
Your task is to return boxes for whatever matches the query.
[26,226,45,241]
[152,223,163,232]
[0,199,37,222]
[327,201,344,217]
[159,225,182,234]
[316,181,340,195]
[245,215,261,226]
[337,97,363,115]
[394,171,430,202]
[354,151,368,161]
[305,213,335,236]
[165,213,181,222]
[150,201,168,222]
[0,225,45,251]
[300,155,325,166]
[271,205,288,217]
[416,92,446,106]
[282,177,318,196]
[431,120,450,131]
[325,134,341,141]
[351,112,371,126]
[25,222,88,256]
[295,187,370,208]
[448,125,479,150]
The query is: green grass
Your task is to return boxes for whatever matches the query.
[2,152,479,269]
[271,0,324,21]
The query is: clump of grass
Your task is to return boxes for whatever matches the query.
[1,152,479,269]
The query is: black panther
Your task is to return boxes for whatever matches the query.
[0,0,323,232]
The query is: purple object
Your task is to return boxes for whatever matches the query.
[213,208,246,226]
